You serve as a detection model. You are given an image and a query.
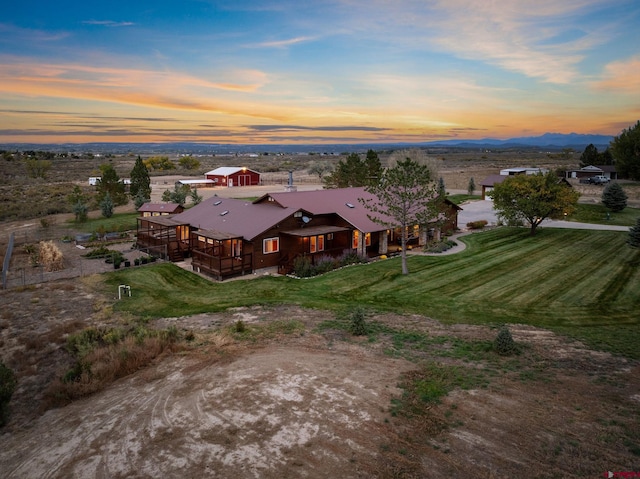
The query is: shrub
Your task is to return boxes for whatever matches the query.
[348,306,368,336]
[338,249,368,267]
[494,325,517,356]
[314,254,337,274]
[425,240,457,253]
[234,320,247,333]
[0,361,17,426]
[293,256,315,278]
[466,220,488,230]
[39,240,64,272]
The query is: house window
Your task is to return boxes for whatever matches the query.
[232,239,242,257]
[263,237,279,254]
[310,235,325,253]
[352,230,359,249]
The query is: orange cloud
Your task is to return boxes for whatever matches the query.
[593,57,640,93]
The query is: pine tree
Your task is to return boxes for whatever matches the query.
[628,217,640,248]
[100,192,114,218]
[602,182,628,212]
[467,177,476,196]
[129,156,151,200]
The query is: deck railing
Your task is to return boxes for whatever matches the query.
[191,250,253,280]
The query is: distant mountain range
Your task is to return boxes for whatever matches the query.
[0,133,614,154]
[423,132,613,150]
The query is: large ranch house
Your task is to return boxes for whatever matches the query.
[136,187,461,280]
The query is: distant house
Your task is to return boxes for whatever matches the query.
[138,203,184,217]
[481,167,549,200]
[481,175,507,200]
[566,165,618,181]
[204,167,261,187]
[135,187,461,280]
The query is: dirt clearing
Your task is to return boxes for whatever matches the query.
[1,286,639,478]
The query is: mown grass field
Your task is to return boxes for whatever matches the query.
[101,228,640,359]
[569,203,639,226]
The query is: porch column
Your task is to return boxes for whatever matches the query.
[356,230,365,256]
[419,226,428,247]
[378,230,388,254]
[434,227,441,242]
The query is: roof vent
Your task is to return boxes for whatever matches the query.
[346,203,355,208]
[214,200,222,206]
[220,210,229,216]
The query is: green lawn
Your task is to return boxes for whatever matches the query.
[447,194,482,205]
[101,228,640,359]
[568,203,639,226]
[70,212,139,233]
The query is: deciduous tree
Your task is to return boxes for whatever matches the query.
[490,172,580,236]
[360,156,439,275]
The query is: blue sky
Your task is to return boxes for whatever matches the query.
[0,0,638,144]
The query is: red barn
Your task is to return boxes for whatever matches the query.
[205,167,261,187]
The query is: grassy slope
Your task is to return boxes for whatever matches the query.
[101,228,640,359]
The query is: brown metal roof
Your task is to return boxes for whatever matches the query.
[481,174,507,187]
[257,187,451,233]
[194,229,242,240]
[256,187,390,233]
[172,195,296,240]
[138,202,183,213]
[281,225,350,237]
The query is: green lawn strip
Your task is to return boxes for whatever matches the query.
[70,212,139,233]
[446,194,482,205]
[100,228,640,359]
[568,203,639,226]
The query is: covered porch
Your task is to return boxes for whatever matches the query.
[190,229,253,280]
[278,225,351,274]
[136,216,190,261]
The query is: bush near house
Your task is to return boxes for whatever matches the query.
[466,220,488,229]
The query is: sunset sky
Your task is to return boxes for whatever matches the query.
[1,1,639,144]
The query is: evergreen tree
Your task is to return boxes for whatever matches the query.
[73,201,88,222]
[601,182,628,212]
[628,217,640,248]
[100,192,114,218]
[129,155,151,200]
[364,150,382,183]
[162,184,189,205]
[134,190,150,210]
[96,164,127,206]
[467,177,476,196]
[610,120,640,180]
[190,187,203,205]
[438,177,446,196]
[323,153,371,188]
[579,143,599,167]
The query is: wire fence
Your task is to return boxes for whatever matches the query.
[0,223,146,290]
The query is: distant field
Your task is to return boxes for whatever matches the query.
[102,228,640,359]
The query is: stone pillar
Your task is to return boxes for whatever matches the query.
[378,230,388,254]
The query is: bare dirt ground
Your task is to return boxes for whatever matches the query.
[1,278,639,478]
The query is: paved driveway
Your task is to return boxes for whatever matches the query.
[457,200,629,232]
